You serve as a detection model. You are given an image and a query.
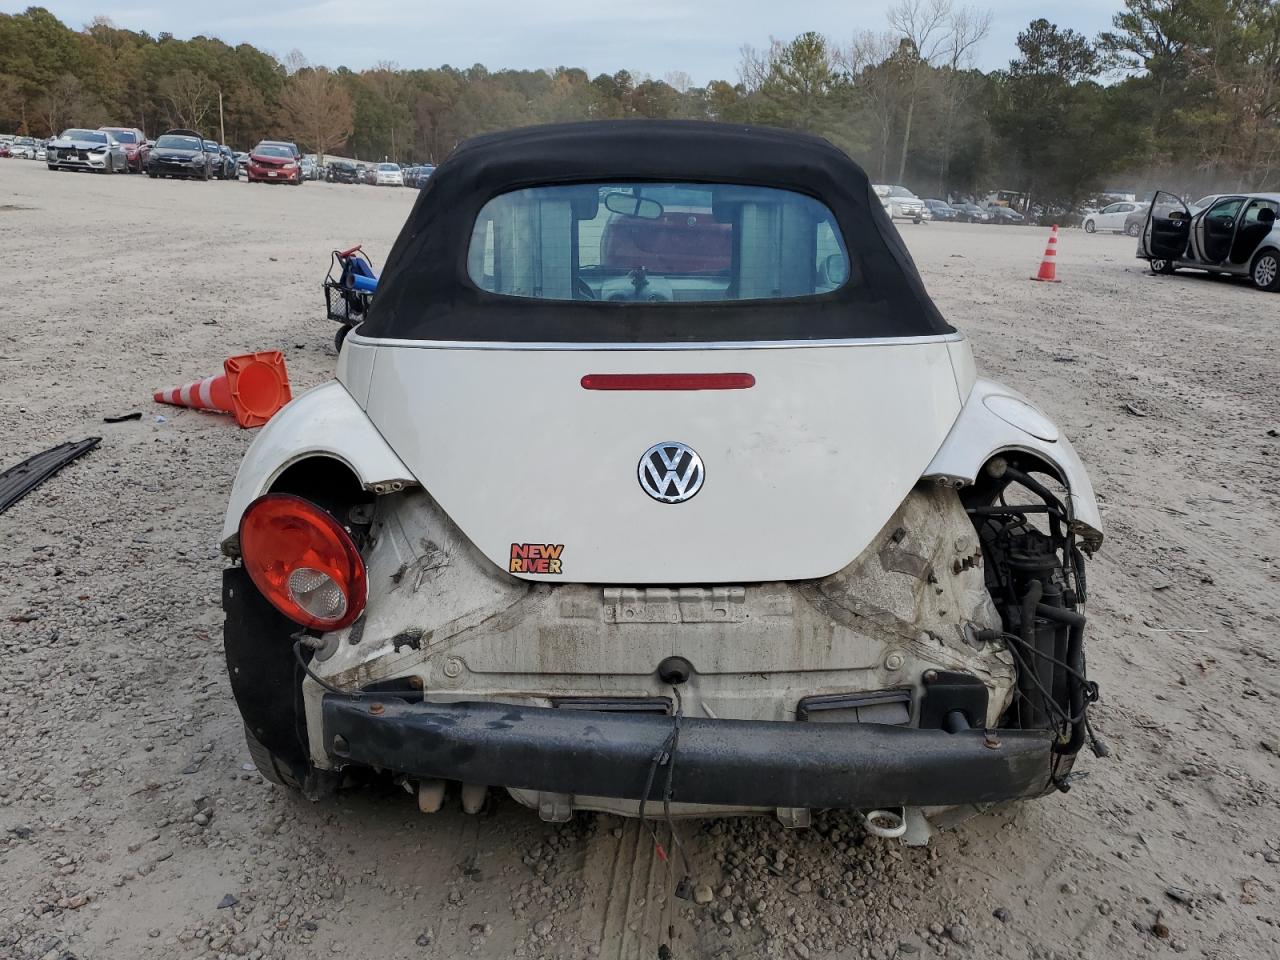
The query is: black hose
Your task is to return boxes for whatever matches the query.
[1018,581,1043,728]
[1004,466,1066,540]
[1035,603,1086,754]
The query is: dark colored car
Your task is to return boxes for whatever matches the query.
[953,202,992,224]
[327,160,360,184]
[203,141,236,180]
[201,142,237,180]
[924,199,958,221]
[247,142,301,185]
[988,205,1026,225]
[406,164,436,188]
[99,127,149,172]
[147,130,213,180]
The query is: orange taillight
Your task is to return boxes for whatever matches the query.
[239,493,367,630]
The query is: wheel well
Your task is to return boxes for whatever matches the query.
[268,456,374,531]
[963,450,1069,510]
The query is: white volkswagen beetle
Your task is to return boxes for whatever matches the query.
[1140,189,1280,291]
[220,121,1105,841]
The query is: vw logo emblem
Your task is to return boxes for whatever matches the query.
[638,442,705,503]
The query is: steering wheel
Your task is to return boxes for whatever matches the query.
[575,278,597,301]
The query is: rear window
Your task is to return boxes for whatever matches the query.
[467,182,849,303]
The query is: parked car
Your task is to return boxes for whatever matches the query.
[202,140,235,180]
[988,204,1026,225]
[99,127,148,172]
[374,162,404,186]
[410,163,437,188]
[261,140,302,164]
[247,141,301,184]
[873,184,926,223]
[360,164,377,184]
[220,120,1105,833]
[9,136,37,159]
[299,156,316,181]
[1140,189,1280,291]
[147,130,214,179]
[46,128,128,173]
[235,151,250,176]
[0,142,9,158]
[218,146,239,180]
[327,160,360,184]
[953,202,991,223]
[1120,204,1153,237]
[1083,201,1146,235]
[924,199,958,222]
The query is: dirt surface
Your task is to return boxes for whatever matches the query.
[1,159,1277,960]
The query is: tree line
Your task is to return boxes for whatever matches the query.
[2,1,1277,211]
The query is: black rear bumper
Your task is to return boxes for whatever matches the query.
[322,696,1055,809]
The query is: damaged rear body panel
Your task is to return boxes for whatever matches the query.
[220,121,1104,834]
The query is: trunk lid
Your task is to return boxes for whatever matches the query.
[357,338,964,584]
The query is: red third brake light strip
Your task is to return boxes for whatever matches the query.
[580,373,756,391]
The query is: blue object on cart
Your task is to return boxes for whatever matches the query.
[324,245,379,328]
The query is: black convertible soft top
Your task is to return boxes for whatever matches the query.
[363,120,954,343]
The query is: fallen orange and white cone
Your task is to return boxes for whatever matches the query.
[154,351,292,428]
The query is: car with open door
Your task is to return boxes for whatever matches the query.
[1139,190,1280,292]
[220,121,1106,840]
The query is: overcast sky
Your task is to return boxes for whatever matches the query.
[6,1,1122,81]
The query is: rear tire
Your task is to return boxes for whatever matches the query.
[1150,259,1176,275]
[1251,249,1280,291]
[1126,222,1141,237]
[244,727,302,790]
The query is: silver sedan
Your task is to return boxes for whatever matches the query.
[46,128,129,174]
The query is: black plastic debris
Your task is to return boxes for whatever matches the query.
[103,412,143,423]
[0,437,101,516]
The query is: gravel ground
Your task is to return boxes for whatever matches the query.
[1,158,1277,960]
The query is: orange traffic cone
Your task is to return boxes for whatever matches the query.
[1031,225,1062,282]
[154,351,292,428]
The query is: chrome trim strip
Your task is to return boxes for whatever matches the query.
[345,332,965,352]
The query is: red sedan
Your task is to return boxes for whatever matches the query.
[246,142,301,185]
[99,127,149,172]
